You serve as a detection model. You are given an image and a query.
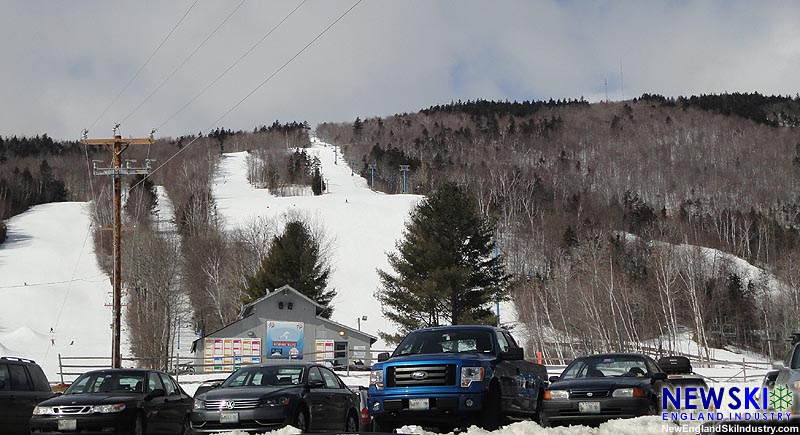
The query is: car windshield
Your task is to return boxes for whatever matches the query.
[561,356,650,379]
[222,366,304,387]
[393,329,494,356]
[65,371,146,394]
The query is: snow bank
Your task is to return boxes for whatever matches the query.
[204,417,677,435]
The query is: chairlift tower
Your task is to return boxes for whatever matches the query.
[399,165,410,193]
[82,127,155,368]
[368,164,377,190]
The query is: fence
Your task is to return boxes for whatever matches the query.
[57,347,394,385]
[540,358,774,383]
[59,350,774,387]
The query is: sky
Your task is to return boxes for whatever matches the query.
[1,0,798,141]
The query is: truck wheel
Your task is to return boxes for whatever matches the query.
[480,384,502,430]
[373,418,395,433]
[540,414,554,428]
[533,389,545,424]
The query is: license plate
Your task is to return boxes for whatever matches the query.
[579,401,601,414]
[409,398,429,411]
[58,419,77,431]
[220,412,239,423]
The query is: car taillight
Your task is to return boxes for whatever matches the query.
[361,407,370,424]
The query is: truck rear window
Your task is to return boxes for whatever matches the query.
[394,329,494,356]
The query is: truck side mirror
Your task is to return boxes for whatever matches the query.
[500,348,524,361]
[773,361,785,370]
[377,352,390,362]
[548,376,560,383]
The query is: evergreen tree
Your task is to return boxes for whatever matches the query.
[243,220,335,317]
[353,117,364,136]
[311,167,324,195]
[376,183,510,342]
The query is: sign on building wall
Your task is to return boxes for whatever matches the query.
[353,345,366,359]
[315,340,335,361]
[267,321,304,359]
[203,338,262,372]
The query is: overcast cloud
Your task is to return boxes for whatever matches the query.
[1,0,798,140]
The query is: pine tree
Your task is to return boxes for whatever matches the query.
[243,220,335,317]
[311,167,324,196]
[376,183,510,342]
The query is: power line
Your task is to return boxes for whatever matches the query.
[121,0,247,127]
[131,0,361,191]
[86,0,200,133]
[212,0,363,130]
[0,274,108,290]
[157,0,308,131]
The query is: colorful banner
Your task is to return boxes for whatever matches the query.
[315,340,335,360]
[203,337,262,372]
[267,321,304,359]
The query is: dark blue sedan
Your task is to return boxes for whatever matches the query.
[540,353,668,427]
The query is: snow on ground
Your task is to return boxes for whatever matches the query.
[210,139,424,349]
[0,202,114,379]
[622,231,785,295]
[200,417,679,435]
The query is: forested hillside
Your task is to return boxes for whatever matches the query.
[0,134,95,243]
[318,93,800,362]
[6,93,800,364]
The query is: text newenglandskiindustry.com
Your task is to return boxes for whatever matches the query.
[663,424,800,434]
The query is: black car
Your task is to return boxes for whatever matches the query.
[192,379,226,398]
[540,353,668,427]
[191,363,360,433]
[0,356,54,435]
[30,368,192,435]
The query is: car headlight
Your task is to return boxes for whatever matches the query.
[544,390,569,400]
[32,406,55,415]
[193,398,206,410]
[92,403,127,413]
[370,369,384,390]
[793,381,800,391]
[260,396,290,407]
[612,387,645,398]
[461,367,485,387]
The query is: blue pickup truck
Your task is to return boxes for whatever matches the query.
[367,325,548,432]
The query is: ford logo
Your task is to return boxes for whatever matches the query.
[587,392,593,397]
[411,371,428,380]
[223,400,235,410]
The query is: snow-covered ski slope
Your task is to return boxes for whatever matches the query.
[211,139,423,348]
[0,202,113,378]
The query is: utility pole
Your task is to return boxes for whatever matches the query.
[82,126,154,368]
[399,165,410,193]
